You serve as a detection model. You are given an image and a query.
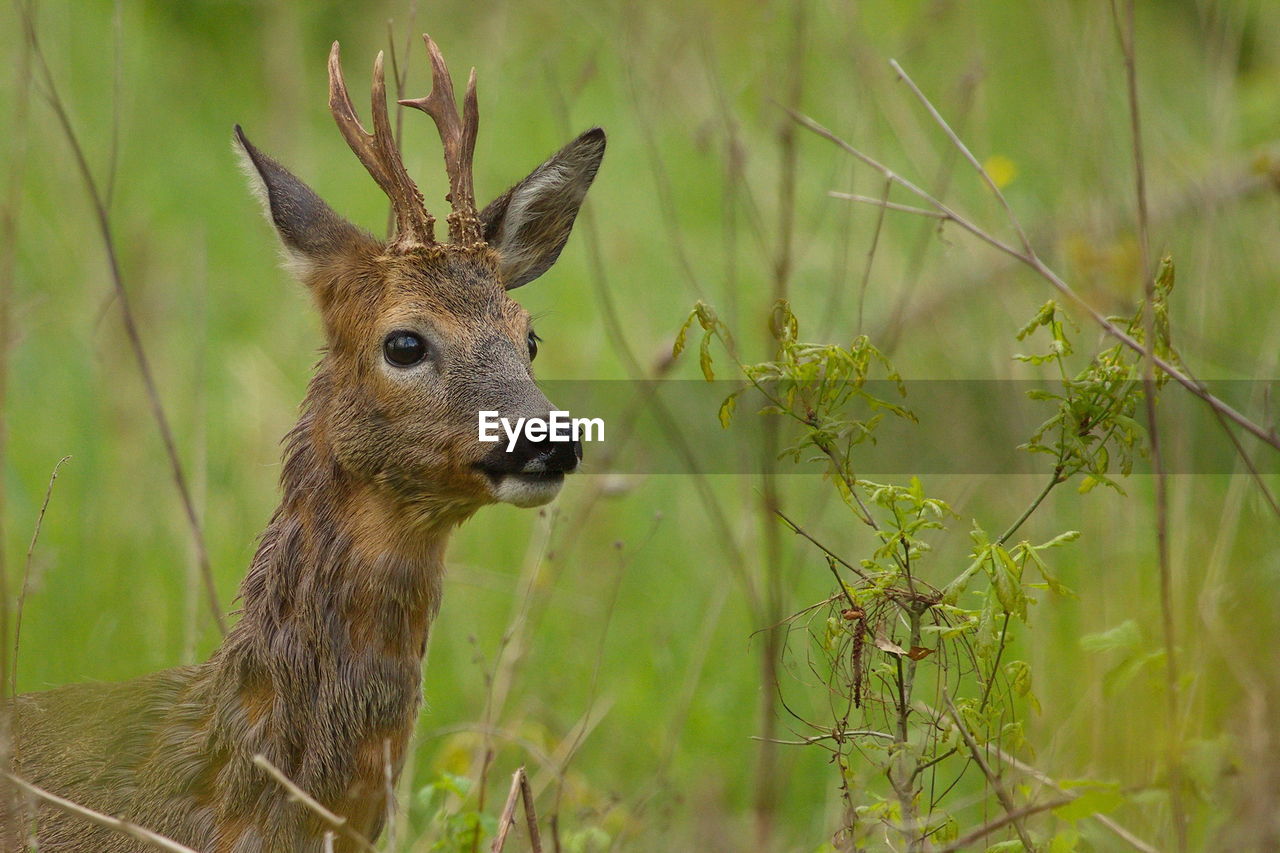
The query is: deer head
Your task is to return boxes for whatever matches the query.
[234,36,604,521]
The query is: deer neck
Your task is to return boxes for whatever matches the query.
[200,417,461,838]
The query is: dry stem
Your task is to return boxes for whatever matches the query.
[252,755,377,853]
[16,2,226,634]
[1109,2,1188,847]
[943,694,1034,850]
[11,455,71,697]
[491,766,542,853]
[789,99,1280,454]
[5,772,199,853]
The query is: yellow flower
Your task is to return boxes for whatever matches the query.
[984,154,1018,189]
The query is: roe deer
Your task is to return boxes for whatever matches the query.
[4,35,604,852]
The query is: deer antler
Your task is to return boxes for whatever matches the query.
[328,42,434,249]
[399,34,482,245]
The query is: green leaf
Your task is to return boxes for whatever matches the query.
[718,390,739,428]
[931,814,959,844]
[991,545,1026,621]
[1005,659,1032,697]
[1025,547,1075,598]
[1103,648,1164,695]
[673,310,696,358]
[699,330,715,381]
[1053,780,1125,822]
[1049,829,1080,853]
[1037,530,1081,549]
[985,840,1026,853]
[693,299,718,331]
[1079,619,1141,654]
[769,298,799,343]
[1016,300,1057,340]
[1155,254,1175,293]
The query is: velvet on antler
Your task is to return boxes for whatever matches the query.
[399,34,482,245]
[327,36,483,251]
[328,42,434,249]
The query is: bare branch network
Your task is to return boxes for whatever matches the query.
[792,60,1280,459]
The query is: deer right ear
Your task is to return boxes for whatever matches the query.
[234,125,374,279]
[480,128,606,290]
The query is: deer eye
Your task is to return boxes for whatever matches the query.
[383,331,428,367]
[527,330,541,361]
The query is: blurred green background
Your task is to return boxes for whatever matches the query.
[3,0,1280,850]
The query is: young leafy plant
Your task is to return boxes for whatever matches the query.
[676,276,1174,849]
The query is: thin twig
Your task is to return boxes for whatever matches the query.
[988,743,1161,853]
[879,67,980,353]
[0,7,35,838]
[1110,3,1187,848]
[491,767,526,853]
[519,767,543,853]
[856,176,893,335]
[5,773,200,853]
[997,467,1064,547]
[16,4,226,634]
[934,795,1075,853]
[753,5,810,845]
[887,59,1033,255]
[105,0,123,208]
[943,694,1034,850]
[981,464,1068,717]
[545,534,634,823]
[473,510,556,814]
[252,755,377,853]
[11,455,71,698]
[827,192,948,218]
[751,729,894,746]
[547,66,755,609]
[773,508,870,583]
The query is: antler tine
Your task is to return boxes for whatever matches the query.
[461,66,478,205]
[399,34,482,245]
[327,41,434,248]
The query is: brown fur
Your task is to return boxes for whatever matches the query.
[5,39,604,852]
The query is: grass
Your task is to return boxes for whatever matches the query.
[4,0,1280,849]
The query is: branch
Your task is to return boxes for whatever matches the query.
[934,794,1075,853]
[750,729,894,746]
[12,455,71,697]
[491,766,542,853]
[4,772,200,853]
[791,101,1280,455]
[985,737,1161,853]
[827,192,948,218]
[943,694,1034,850]
[773,508,870,584]
[1110,4,1188,850]
[251,755,377,853]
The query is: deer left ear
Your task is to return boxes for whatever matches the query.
[233,125,373,280]
[480,128,606,290]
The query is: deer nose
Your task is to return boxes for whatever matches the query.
[511,430,582,474]
[479,425,582,477]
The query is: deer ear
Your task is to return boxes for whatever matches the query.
[480,128,606,290]
[234,125,374,279]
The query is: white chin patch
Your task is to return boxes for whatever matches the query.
[490,472,566,508]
